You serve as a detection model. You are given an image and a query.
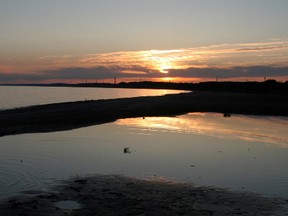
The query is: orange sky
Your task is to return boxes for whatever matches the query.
[1,40,288,83]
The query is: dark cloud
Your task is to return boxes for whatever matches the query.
[236,45,288,52]
[40,66,158,79]
[0,73,40,82]
[0,65,287,83]
[168,66,288,78]
[0,66,159,82]
[43,66,121,79]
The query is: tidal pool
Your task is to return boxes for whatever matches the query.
[0,113,287,199]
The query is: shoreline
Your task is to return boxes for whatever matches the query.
[0,91,287,137]
[0,175,287,215]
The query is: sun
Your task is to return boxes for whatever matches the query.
[159,64,170,73]
[144,49,182,74]
[160,77,174,82]
[157,58,173,73]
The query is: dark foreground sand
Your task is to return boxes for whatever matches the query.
[0,91,287,137]
[1,175,288,216]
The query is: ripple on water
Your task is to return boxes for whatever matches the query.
[0,155,60,199]
[0,162,35,198]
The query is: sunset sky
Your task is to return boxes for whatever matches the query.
[1,0,288,83]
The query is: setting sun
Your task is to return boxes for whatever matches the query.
[160,77,174,82]
[146,51,177,73]
[159,64,170,73]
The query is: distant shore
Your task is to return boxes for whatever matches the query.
[0,91,287,137]
[2,79,288,94]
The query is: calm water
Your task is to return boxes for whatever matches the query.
[0,113,288,200]
[0,86,184,110]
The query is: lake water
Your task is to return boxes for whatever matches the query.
[0,86,184,110]
[0,112,288,200]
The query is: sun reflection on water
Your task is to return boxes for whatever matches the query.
[116,113,288,148]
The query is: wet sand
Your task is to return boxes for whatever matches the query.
[0,91,287,137]
[0,175,288,216]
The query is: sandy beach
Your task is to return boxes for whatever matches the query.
[0,175,288,216]
[0,91,287,137]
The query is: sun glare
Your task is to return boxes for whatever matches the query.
[161,77,174,82]
[159,65,170,73]
[155,57,174,74]
[143,49,182,74]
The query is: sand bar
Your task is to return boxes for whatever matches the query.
[0,91,287,137]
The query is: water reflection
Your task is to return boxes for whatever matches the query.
[0,113,288,199]
[117,113,288,148]
[0,86,185,110]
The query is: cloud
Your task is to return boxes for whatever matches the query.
[0,65,157,82]
[235,40,288,52]
[1,39,288,83]
[0,65,287,83]
[43,66,159,79]
[0,72,42,82]
[168,66,288,79]
[76,39,288,71]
